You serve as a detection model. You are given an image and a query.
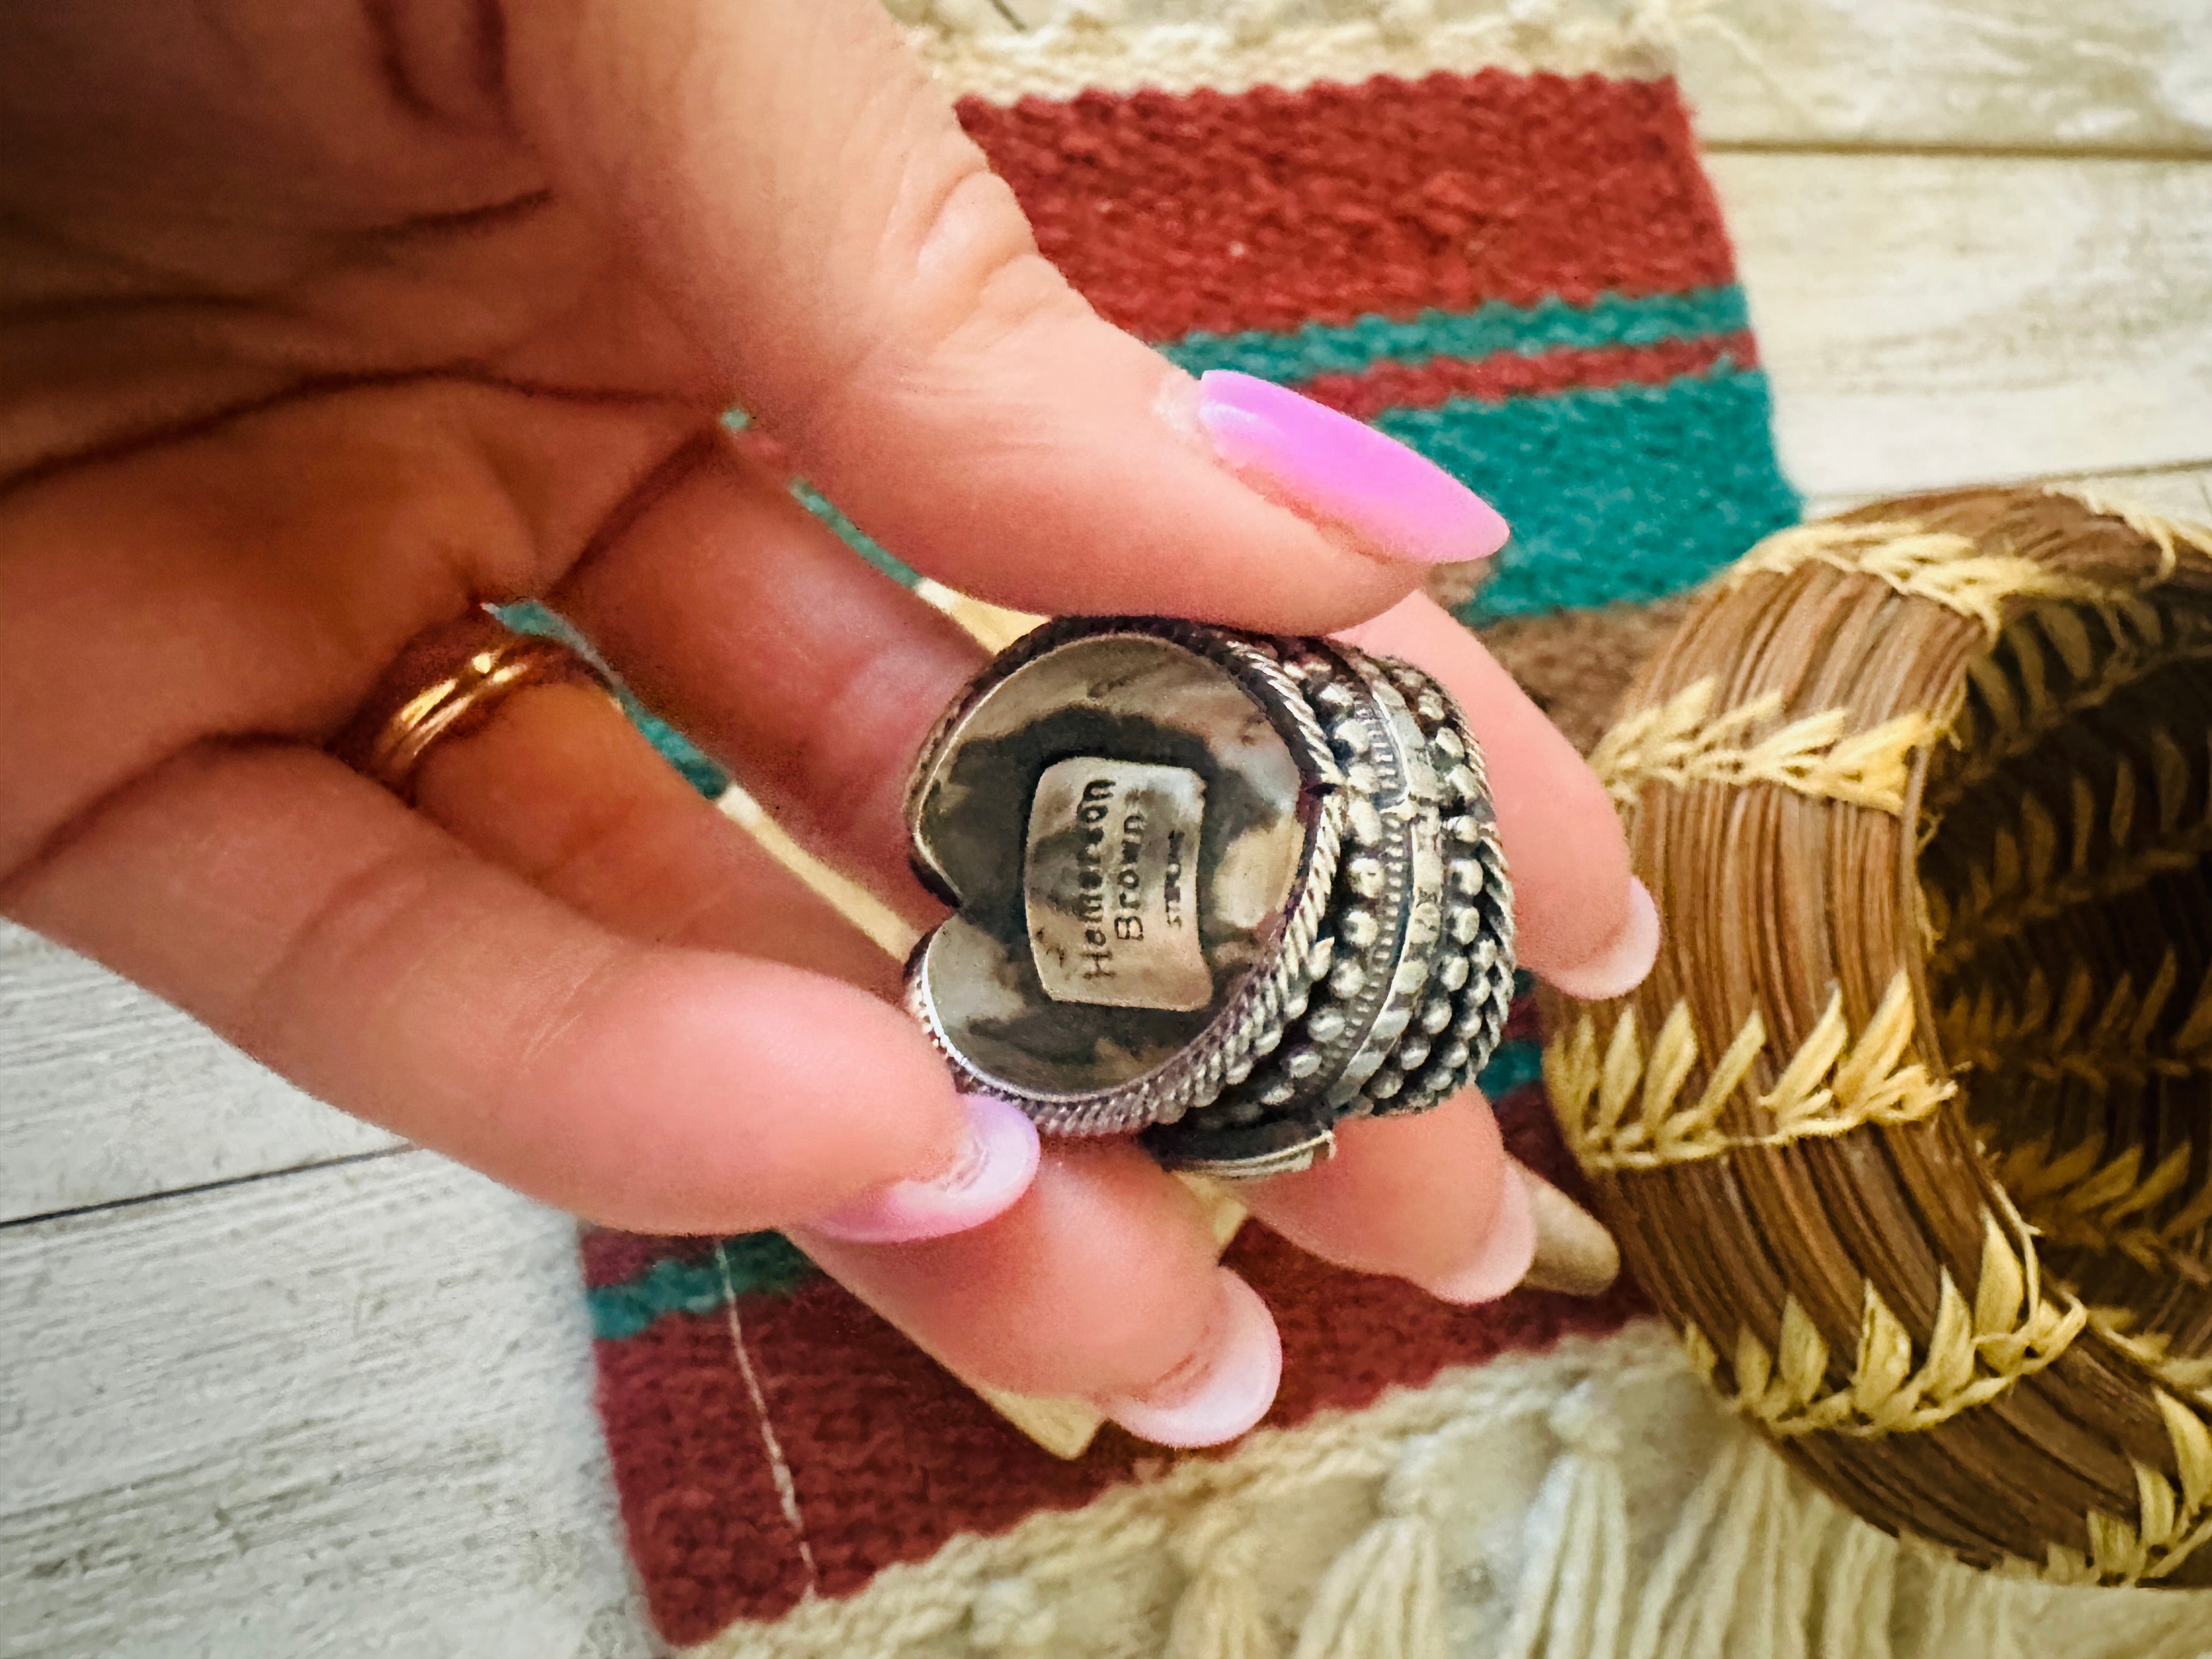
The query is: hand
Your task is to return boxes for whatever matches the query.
[0,0,1654,1444]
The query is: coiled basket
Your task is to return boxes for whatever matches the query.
[1542,487,2212,1585]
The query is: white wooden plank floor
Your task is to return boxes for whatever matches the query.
[2,1159,644,1658]
[3,4,2209,1653]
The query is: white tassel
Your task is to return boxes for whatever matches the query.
[1814,1512,1897,1659]
[1292,1434,1450,1659]
[1754,1458,1830,1659]
[1626,1431,1801,1659]
[1498,1381,1630,1659]
[1910,1550,2022,1659]
[1166,1504,1278,1659]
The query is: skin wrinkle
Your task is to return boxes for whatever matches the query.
[0,387,684,889]
[365,0,448,123]
[780,610,962,862]
[228,820,482,1066]
[777,157,1082,464]
[1,354,697,504]
[362,0,521,137]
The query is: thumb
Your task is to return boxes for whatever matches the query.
[505,0,1506,630]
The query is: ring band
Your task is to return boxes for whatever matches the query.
[335,611,618,803]
[903,616,1516,1180]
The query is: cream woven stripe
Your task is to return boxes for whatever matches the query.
[1590,677,1939,815]
[1547,972,1955,1172]
[1942,953,2212,1094]
[2063,1387,2212,1585]
[680,1324,1689,1659]
[1936,598,2212,805]
[901,1,1674,101]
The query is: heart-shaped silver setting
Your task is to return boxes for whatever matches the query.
[904,617,1514,1178]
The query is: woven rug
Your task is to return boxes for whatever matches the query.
[571,5,2210,1655]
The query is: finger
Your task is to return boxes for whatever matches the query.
[0,740,969,1234]
[553,431,987,923]
[412,669,1048,1242]
[410,673,900,997]
[797,1144,1279,1446]
[403,646,1274,1440]
[1242,1093,1620,1302]
[1341,593,1660,998]
[506,0,1507,631]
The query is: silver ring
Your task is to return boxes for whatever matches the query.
[903,617,1515,1179]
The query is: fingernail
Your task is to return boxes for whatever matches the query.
[1544,877,1662,1002]
[1193,369,1510,565]
[806,1094,1040,1244]
[1519,1163,1621,1297]
[1418,1153,1538,1304]
[1096,1270,1282,1447]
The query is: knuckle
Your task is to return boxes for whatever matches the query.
[805,140,1086,427]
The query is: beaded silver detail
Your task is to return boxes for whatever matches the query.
[903,617,1514,1180]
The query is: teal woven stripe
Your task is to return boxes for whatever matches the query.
[1162,286,1751,383]
[587,1232,817,1341]
[1376,363,1801,620]
[1475,1037,1544,1099]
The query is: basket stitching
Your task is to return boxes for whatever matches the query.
[1545,973,1955,1171]
[1675,1210,2086,1441]
[1590,677,1939,815]
[1990,1124,2212,1288]
[2062,1391,2212,1585]
[1927,731,2212,972]
[1932,599,2212,808]
[2085,1309,2212,1407]
[1560,495,2212,1582]
[2042,486,2212,585]
[1939,954,2212,1092]
[1720,518,2127,639]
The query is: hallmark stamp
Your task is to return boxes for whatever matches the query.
[1025,757,1210,1011]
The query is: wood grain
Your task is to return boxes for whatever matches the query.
[0,1154,651,1658]
[0,922,398,1227]
[1715,153,2212,500]
[1684,0,2212,154]
[1805,461,2212,524]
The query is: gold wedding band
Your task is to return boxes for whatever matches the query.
[335,610,618,803]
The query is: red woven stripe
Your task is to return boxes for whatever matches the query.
[594,1311,813,1643]
[957,70,1734,341]
[603,1089,1642,1641]
[581,1229,716,1290]
[1302,332,1757,419]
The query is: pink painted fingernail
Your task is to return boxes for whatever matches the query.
[1193,369,1510,565]
[1417,1155,1538,1304]
[806,1094,1040,1244]
[1097,1270,1282,1447]
[1545,877,1662,1003]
